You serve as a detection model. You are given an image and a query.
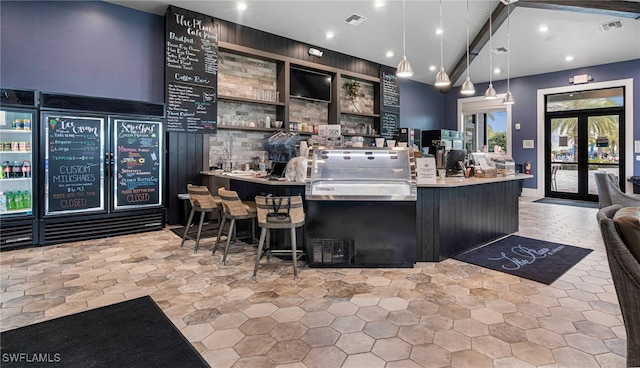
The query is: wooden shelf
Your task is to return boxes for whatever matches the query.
[217,125,285,133]
[340,111,379,118]
[218,95,284,107]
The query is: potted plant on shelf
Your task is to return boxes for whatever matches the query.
[343,80,361,113]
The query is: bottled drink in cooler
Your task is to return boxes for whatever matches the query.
[22,160,31,178]
[3,161,11,178]
[12,161,21,178]
[23,190,31,210]
[14,191,23,209]
[0,192,6,212]
[6,191,14,210]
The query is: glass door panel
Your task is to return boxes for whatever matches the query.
[550,117,578,194]
[587,114,619,195]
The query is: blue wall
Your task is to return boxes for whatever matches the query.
[0,1,164,103]
[399,79,444,131]
[443,59,640,186]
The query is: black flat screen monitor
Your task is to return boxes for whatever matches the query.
[270,162,287,178]
[445,149,467,176]
[290,67,332,102]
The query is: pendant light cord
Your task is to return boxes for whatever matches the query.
[506,3,510,91]
[465,0,470,77]
[402,0,407,59]
[439,0,444,68]
[488,0,493,85]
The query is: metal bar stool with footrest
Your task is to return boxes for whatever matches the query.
[180,184,221,253]
[212,188,257,265]
[253,195,305,280]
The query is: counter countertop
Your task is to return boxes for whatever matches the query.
[201,170,306,186]
[202,170,532,188]
[418,174,533,188]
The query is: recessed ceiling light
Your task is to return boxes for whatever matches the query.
[236,2,247,11]
[494,68,501,74]
[386,51,394,58]
[539,25,549,32]
[435,28,443,35]
[565,55,574,61]
[374,1,385,8]
[429,65,437,71]
[325,31,334,39]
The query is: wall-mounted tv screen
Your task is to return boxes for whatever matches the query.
[290,67,332,102]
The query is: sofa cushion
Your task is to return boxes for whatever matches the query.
[613,207,640,262]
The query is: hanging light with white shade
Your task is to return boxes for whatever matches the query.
[461,0,475,95]
[396,0,413,78]
[434,0,451,87]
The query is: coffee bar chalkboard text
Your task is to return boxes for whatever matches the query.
[380,66,400,139]
[114,120,162,209]
[165,6,218,133]
[45,115,104,215]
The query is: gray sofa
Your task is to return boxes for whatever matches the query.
[597,205,640,367]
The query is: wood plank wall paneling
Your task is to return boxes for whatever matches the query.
[417,180,520,261]
[166,132,205,225]
[216,19,380,77]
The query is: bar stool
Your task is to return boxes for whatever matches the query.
[212,188,257,265]
[253,195,305,280]
[180,184,221,253]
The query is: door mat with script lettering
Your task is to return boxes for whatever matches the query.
[453,235,593,285]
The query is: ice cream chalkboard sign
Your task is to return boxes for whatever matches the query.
[45,115,105,215]
[114,119,163,209]
[165,6,218,133]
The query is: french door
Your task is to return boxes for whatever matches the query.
[546,108,624,201]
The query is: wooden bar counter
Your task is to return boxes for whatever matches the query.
[201,170,532,264]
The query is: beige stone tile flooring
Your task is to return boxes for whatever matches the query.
[0,197,627,367]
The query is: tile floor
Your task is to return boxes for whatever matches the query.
[0,197,628,367]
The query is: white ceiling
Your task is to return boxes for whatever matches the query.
[108,0,640,86]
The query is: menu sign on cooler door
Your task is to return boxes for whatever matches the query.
[379,66,400,140]
[45,115,105,215]
[114,119,163,209]
[165,6,218,133]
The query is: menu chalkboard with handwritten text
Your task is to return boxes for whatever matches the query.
[379,66,400,139]
[114,119,163,209]
[45,115,105,215]
[165,6,218,133]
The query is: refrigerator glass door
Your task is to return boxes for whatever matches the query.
[44,114,106,215]
[0,109,35,217]
[112,118,164,210]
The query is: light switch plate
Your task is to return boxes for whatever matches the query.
[515,123,521,131]
[635,140,640,152]
[636,155,640,162]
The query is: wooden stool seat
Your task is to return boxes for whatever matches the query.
[212,188,257,265]
[253,196,305,280]
[180,185,220,253]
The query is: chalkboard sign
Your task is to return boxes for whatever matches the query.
[165,6,218,133]
[379,66,400,139]
[380,111,400,140]
[45,115,105,215]
[380,67,400,112]
[113,119,163,209]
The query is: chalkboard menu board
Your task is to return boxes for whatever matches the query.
[379,66,400,139]
[45,115,105,215]
[165,6,218,133]
[113,119,163,209]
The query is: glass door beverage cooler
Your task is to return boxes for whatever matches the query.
[0,88,38,249]
[39,92,166,246]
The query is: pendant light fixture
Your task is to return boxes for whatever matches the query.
[503,2,515,104]
[434,0,451,87]
[396,0,413,78]
[484,0,497,99]
[461,0,475,95]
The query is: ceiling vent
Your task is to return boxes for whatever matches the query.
[600,20,623,32]
[492,47,509,55]
[344,13,367,26]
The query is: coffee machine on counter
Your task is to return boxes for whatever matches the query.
[421,129,464,169]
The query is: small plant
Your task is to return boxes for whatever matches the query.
[343,80,361,112]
